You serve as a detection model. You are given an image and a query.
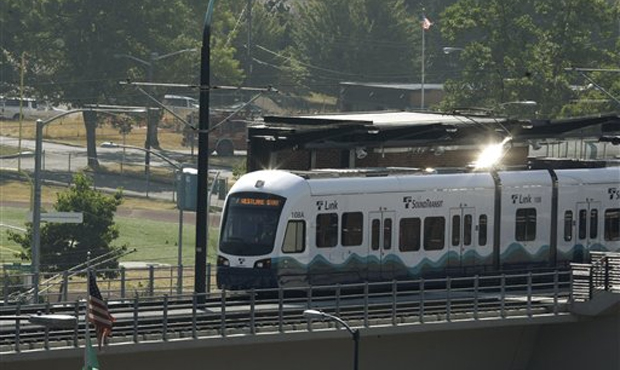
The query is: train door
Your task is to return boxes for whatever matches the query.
[368,209,395,281]
[575,200,601,262]
[448,207,476,271]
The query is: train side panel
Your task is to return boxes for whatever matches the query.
[555,168,620,264]
[497,171,553,269]
[295,173,496,285]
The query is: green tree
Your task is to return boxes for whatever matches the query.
[291,0,418,95]
[8,173,126,276]
[230,0,295,89]
[438,0,619,118]
[2,0,246,163]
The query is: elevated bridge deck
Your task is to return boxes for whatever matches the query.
[1,253,618,370]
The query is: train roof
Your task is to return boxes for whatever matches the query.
[231,163,618,199]
[554,167,620,185]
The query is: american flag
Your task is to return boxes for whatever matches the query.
[422,15,433,30]
[88,271,114,348]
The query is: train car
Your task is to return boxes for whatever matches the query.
[216,166,620,289]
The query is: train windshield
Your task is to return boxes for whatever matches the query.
[219,192,286,256]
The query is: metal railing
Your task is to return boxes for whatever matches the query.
[0,270,573,354]
[571,251,620,301]
[2,264,216,305]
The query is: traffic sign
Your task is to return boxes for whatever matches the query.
[28,212,84,223]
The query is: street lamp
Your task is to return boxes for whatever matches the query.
[31,108,145,302]
[498,100,537,108]
[100,141,183,170]
[442,47,465,79]
[303,309,360,370]
[0,314,78,328]
[497,100,538,118]
[28,314,78,328]
[442,46,465,55]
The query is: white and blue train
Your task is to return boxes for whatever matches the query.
[216,165,620,289]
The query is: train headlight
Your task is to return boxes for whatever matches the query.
[254,258,272,269]
[217,255,230,267]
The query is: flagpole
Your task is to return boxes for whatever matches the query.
[86,252,91,339]
[84,252,92,369]
[421,15,425,110]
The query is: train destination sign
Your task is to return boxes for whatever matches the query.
[233,197,282,207]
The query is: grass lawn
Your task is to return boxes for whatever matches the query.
[0,205,219,267]
[0,178,220,268]
[1,115,237,270]
[115,215,219,266]
[0,207,28,263]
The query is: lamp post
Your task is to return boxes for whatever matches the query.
[303,309,360,370]
[0,314,78,328]
[442,46,465,55]
[498,100,537,107]
[497,100,538,118]
[442,47,465,80]
[31,108,145,303]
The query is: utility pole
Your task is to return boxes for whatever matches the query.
[247,0,253,85]
[195,0,217,305]
[114,49,197,175]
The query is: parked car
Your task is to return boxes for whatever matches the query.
[0,96,57,120]
[162,94,199,118]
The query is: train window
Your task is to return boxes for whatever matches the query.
[590,209,598,239]
[578,209,587,240]
[464,214,473,246]
[604,209,620,241]
[478,215,488,246]
[342,212,363,246]
[399,218,421,252]
[282,220,306,254]
[371,219,380,250]
[515,208,536,241]
[316,213,338,248]
[424,217,445,251]
[451,215,461,246]
[384,218,392,250]
[564,211,573,242]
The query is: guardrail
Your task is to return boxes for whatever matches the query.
[5,252,619,307]
[571,251,620,301]
[2,265,216,305]
[0,270,573,354]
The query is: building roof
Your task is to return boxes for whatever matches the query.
[295,111,500,127]
[252,111,620,151]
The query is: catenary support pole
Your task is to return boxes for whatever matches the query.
[195,0,217,305]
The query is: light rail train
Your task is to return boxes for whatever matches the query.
[216,164,620,289]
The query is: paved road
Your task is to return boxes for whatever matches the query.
[0,136,233,206]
